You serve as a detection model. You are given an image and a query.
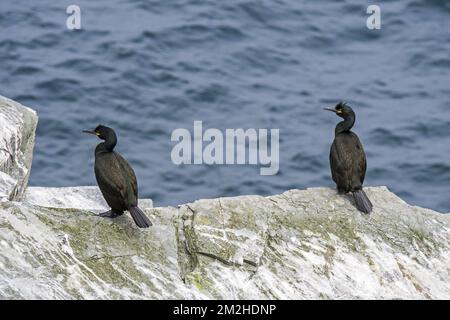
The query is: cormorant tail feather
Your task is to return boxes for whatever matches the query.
[353,190,373,214]
[129,206,152,228]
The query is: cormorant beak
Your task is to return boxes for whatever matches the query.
[323,108,337,113]
[82,129,99,136]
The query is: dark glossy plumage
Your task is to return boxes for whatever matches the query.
[325,102,373,214]
[330,131,366,194]
[94,147,138,211]
[83,125,152,228]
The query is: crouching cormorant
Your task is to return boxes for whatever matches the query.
[83,125,152,228]
[324,102,373,214]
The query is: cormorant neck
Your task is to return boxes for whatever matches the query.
[335,113,355,135]
[101,131,117,152]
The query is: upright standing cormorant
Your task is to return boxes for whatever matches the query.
[324,102,373,214]
[83,125,152,228]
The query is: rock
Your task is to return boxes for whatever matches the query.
[0,199,186,299]
[0,95,38,201]
[1,186,449,299]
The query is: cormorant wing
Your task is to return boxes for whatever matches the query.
[94,154,129,201]
[114,152,138,199]
[330,140,346,186]
[330,132,367,191]
[354,135,367,184]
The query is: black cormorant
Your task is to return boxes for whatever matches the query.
[83,125,152,228]
[324,102,373,214]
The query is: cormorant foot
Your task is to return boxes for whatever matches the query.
[98,210,123,218]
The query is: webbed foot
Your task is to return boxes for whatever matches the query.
[98,210,123,218]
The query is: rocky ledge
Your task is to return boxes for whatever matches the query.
[0,95,449,299]
[0,95,37,201]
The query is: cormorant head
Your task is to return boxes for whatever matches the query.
[82,125,116,141]
[83,125,117,151]
[324,102,354,119]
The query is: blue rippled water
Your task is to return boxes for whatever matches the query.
[1,0,449,212]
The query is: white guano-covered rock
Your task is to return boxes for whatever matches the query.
[0,95,37,201]
[0,186,449,299]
